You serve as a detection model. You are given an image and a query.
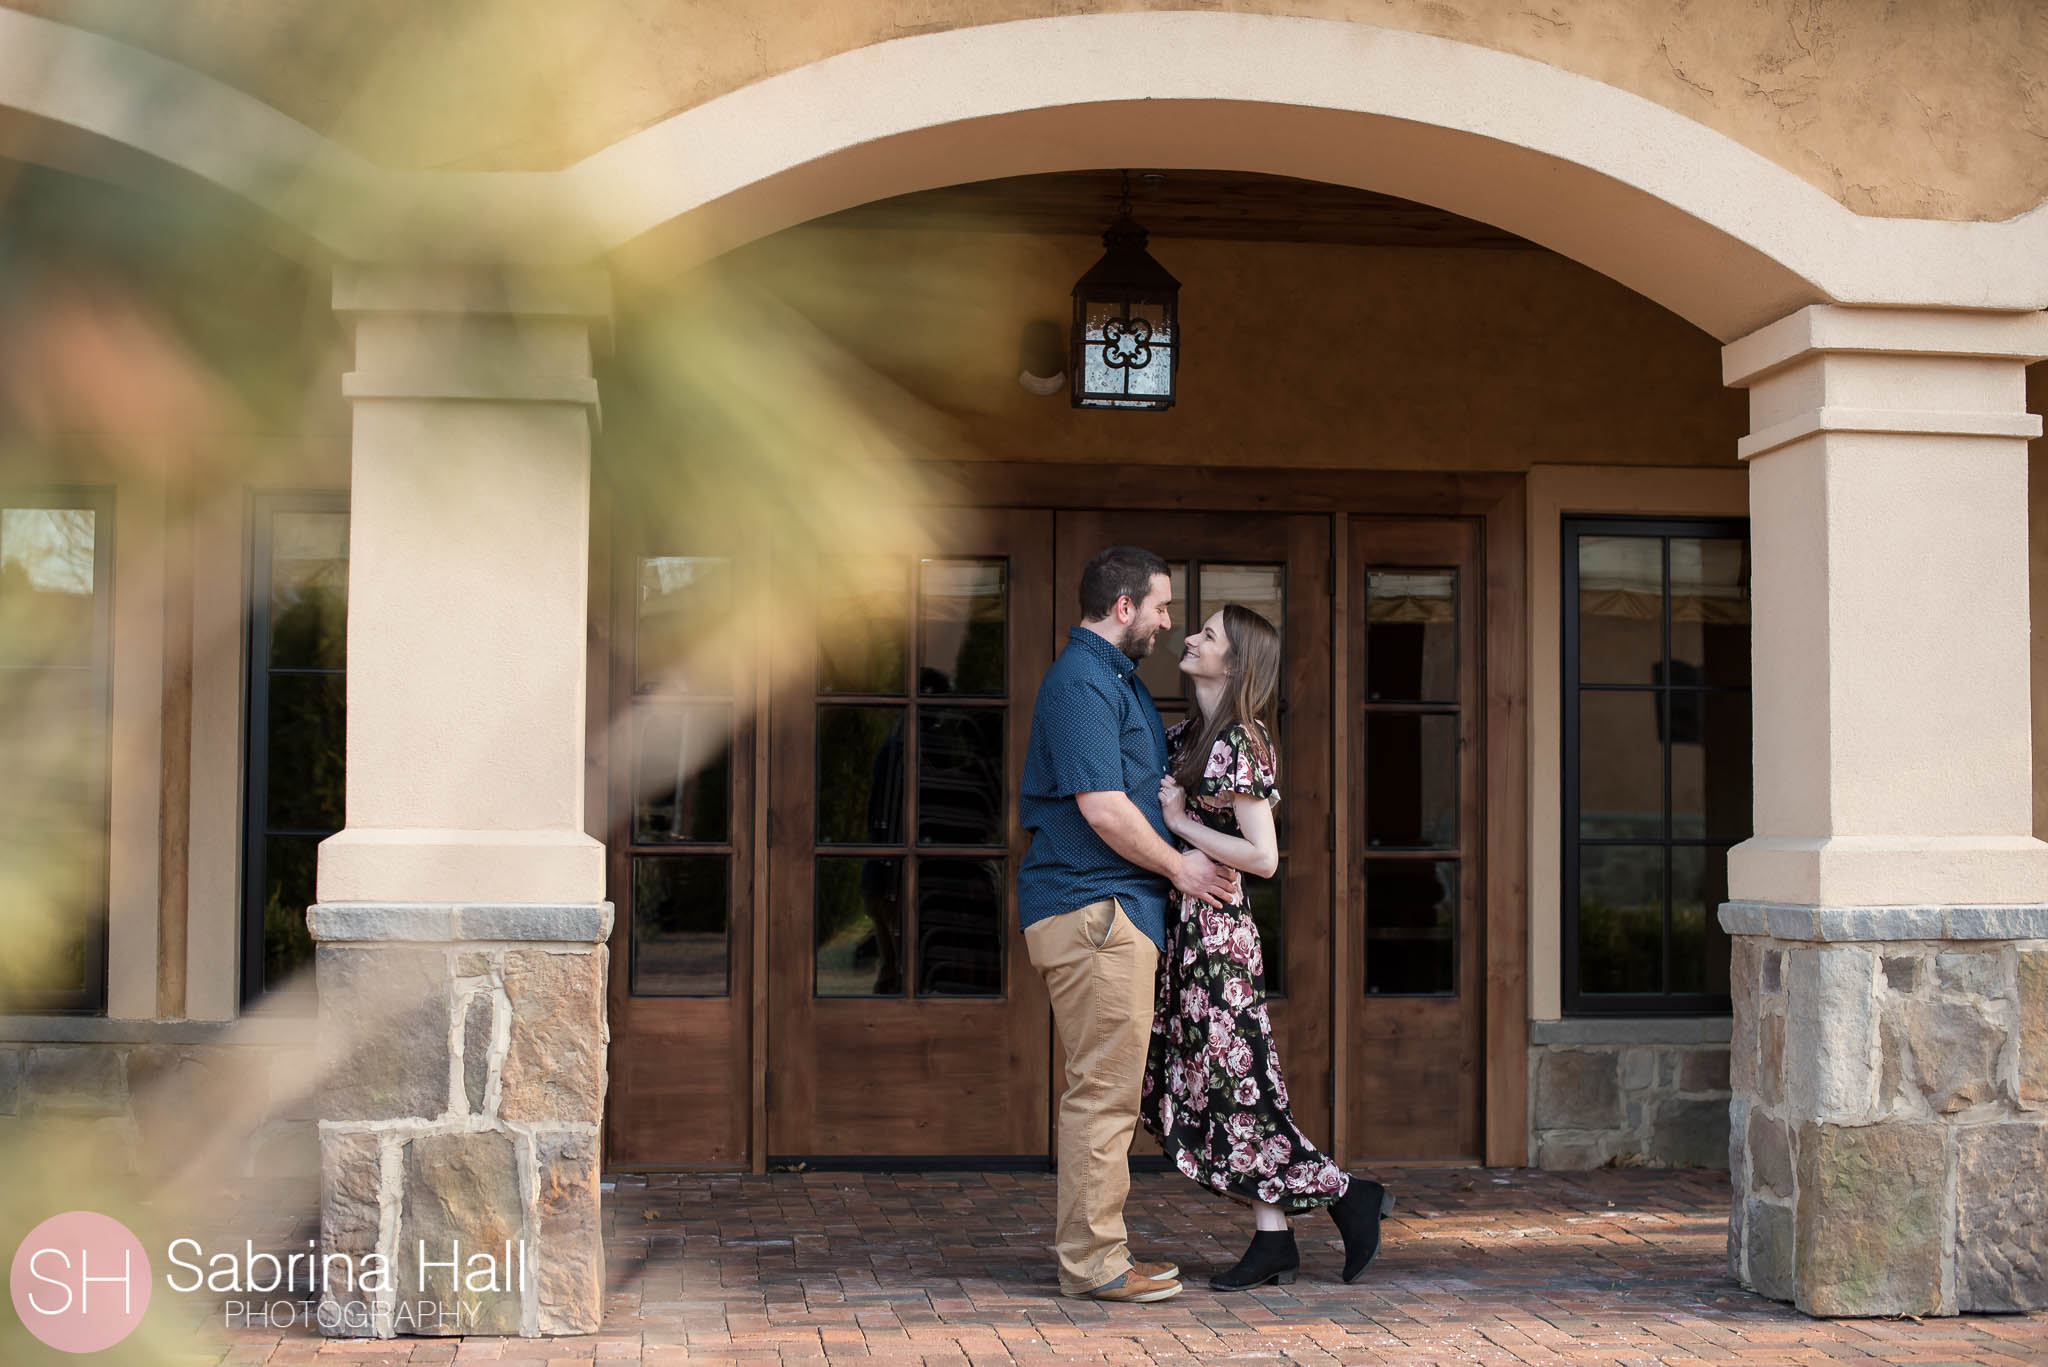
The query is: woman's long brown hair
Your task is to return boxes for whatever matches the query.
[1172,602,1281,793]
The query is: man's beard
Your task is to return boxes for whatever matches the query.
[1117,620,1159,660]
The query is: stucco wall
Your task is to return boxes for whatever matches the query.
[10,1,2045,220]
[672,227,1747,470]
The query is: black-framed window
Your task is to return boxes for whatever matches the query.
[0,487,114,1013]
[243,492,348,1007]
[1563,517,1750,1015]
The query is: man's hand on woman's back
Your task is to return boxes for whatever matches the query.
[1172,848,1240,908]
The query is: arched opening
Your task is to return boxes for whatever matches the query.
[594,164,1751,1171]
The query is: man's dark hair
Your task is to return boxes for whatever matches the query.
[1078,545,1170,621]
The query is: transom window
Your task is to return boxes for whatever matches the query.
[1563,517,1750,1014]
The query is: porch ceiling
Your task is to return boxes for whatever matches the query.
[811,170,1544,251]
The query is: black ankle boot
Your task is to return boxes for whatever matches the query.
[1210,1229,1299,1291]
[1328,1180,1395,1282]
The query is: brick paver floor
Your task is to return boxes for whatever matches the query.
[180,1167,2048,1365]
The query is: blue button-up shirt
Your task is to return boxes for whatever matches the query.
[1017,627,1173,950]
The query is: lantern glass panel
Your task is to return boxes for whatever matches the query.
[1077,298,1174,406]
[1081,336,1119,401]
[1125,345,1172,397]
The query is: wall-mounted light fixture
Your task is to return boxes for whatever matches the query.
[1017,319,1066,395]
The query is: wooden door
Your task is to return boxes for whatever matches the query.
[1053,512,1335,1151]
[766,509,1054,1158]
[1344,516,1486,1159]
[605,522,757,1166]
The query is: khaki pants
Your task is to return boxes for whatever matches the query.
[1024,897,1159,1295]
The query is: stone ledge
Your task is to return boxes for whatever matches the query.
[1530,1017,1733,1046]
[1720,902,2048,942]
[309,903,614,944]
[0,1015,319,1045]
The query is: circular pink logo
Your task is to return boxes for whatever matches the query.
[10,1211,151,1353]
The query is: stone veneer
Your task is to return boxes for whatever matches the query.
[1722,903,2048,1316]
[310,903,610,1339]
[0,1019,317,1181]
[1528,1017,1732,1169]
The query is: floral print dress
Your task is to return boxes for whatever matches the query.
[1140,718,1351,1211]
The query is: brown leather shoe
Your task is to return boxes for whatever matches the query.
[1131,1259,1180,1282]
[1070,1271,1183,1303]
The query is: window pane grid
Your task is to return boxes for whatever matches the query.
[1564,518,1749,1014]
[1364,860,1457,997]
[813,555,1011,999]
[630,854,731,996]
[626,554,738,998]
[636,556,734,696]
[1365,567,1457,702]
[1360,564,1461,997]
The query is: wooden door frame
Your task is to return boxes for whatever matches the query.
[914,464,1529,1167]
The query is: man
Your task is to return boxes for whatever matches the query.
[1019,545,1240,1303]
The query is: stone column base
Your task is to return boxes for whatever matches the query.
[1722,902,2048,1315]
[311,903,610,1338]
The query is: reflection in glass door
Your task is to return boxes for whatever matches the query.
[1362,567,1462,997]
[767,511,1053,1158]
[811,557,1010,999]
[628,556,737,996]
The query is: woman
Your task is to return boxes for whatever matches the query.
[1140,603,1394,1290]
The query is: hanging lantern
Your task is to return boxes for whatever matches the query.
[1070,176,1180,411]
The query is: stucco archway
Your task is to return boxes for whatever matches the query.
[567,12,2048,341]
[9,8,2048,337]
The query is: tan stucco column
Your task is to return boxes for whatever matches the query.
[1721,305,2048,1316]
[309,266,612,1339]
